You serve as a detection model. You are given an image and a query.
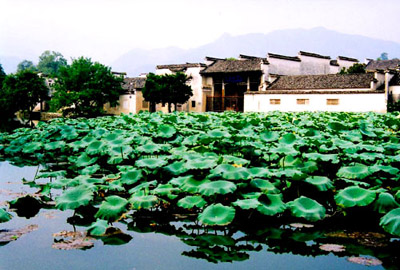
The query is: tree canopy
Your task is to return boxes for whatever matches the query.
[339,63,366,74]
[0,70,49,120]
[17,60,37,72]
[142,72,192,112]
[37,50,67,76]
[51,57,124,117]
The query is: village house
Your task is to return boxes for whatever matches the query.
[110,51,399,114]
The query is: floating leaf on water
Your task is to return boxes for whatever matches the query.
[80,164,100,175]
[55,186,94,211]
[250,179,279,193]
[347,256,382,266]
[95,195,128,221]
[198,203,235,226]
[0,224,38,243]
[335,186,376,208]
[380,208,400,236]
[259,130,279,142]
[152,184,180,196]
[278,133,297,145]
[180,177,210,193]
[22,142,42,154]
[177,196,207,209]
[164,161,188,176]
[288,196,326,222]
[157,124,176,138]
[119,169,143,185]
[319,244,346,252]
[185,158,218,170]
[129,192,159,210]
[52,230,94,250]
[85,140,106,155]
[128,180,158,194]
[87,219,109,236]
[0,208,12,223]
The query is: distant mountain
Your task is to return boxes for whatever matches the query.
[112,27,400,76]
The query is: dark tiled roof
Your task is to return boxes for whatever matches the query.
[299,51,331,60]
[268,53,301,62]
[366,59,400,71]
[330,60,339,66]
[200,59,263,74]
[156,63,205,72]
[239,54,269,64]
[338,56,359,62]
[123,77,146,93]
[268,73,376,90]
[205,56,224,62]
[390,73,400,86]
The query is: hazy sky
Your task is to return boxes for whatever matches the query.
[1,0,400,65]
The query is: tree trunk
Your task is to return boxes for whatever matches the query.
[150,102,156,112]
[168,103,171,113]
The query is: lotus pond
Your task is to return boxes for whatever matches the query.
[1,111,400,269]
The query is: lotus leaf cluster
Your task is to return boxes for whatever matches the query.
[0,111,399,236]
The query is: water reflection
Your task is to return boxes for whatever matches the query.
[1,161,398,269]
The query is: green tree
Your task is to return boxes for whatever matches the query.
[51,57,124,117]
[0,70,49,120]
[377,52,389,61]
[142,72,192,113]
[0,63,5,86]
[339,63,366,74]
[37,50,67,76]
[17,60,37,72]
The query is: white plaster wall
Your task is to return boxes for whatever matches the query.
[337,59,358,70]
[267,58,301,75]
[390,86,400,102]
[155,68,172,75]
[299,55,330,75]
[244,92,386,113]
[104,94,136,115]
[329,65,340,74]
[185,67,203,112]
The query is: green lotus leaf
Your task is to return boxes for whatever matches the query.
[22,142,42,154]
[103,132,121,142]
[222,155,250,166]
[373,193,400,214]
[92,128,108,138]
[248,167,271,178]
[108,145,133,156]
[37,170,67,179]
[207,129,231,139]
[87,219,109,236]
[137,143,163,154]
[259,130,279,142]
[55,186,94,211]
[0,208,12,223]
[119,169,143,185]
[75,152,98,167]
[370,165,400,176]
[157,124,176,138]
[297,161,318,173]
[152,184,180,196]
[44,140,66,151]
[196,234,236,247]
[250,179,279,193]
[359,122,377,137]
[305,176,334,191]
[177,196,207,209]
[169,175,193,186]
[198,203,235,226]
[380,208,400,236]
[336,163,372,180]
[182,135,199,146]
[199,180,237,196]
[328,121,348,131]
[210,164,251,180]
[164,161,189,176]
[304,153,339,164]
[117,165,136,172]
[278,133,297,145]
[128,180,158,194]
[257,194,286,216]
[68,140,87,151]
[104,180,125,192]
[95,195,128,221]
[334,186,376,208]
[80,164,100,175]
[232,198,260,210]
[181,178,210,193]
[269,146,298,156]
[129,193,159,210]
[185,158,217,170]
[135,157,167,169]
[288,196,326,222]
[279,155,301,167]
[275,168,306,180]
[107,155,123,165]
[85,140,107,155]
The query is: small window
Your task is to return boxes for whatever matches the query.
[270,99,281,105]
[142,100,149,108]
[327,99,339,105]
[297,99,309,105]
[191,100,196,108]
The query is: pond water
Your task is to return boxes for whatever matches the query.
[0,162,395,270]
